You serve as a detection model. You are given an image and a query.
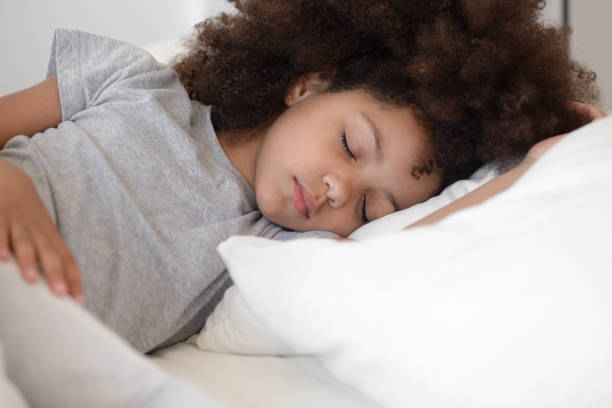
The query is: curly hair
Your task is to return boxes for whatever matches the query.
[173,0,598,185]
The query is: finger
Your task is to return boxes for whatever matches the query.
[40,223,85,304]
[585,104,606,120]
[58,245,85,305]
[10,223,39,282]
[31,232,68,297]
[569,102,607,123]
[0,215,10,261]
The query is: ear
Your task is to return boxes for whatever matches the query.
[285,73,331,106]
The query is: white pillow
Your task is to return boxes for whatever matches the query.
[198,117,612,407]
[196,165,498,355]
[348,164,498,239]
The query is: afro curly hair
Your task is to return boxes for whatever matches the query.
[173,0,598,186]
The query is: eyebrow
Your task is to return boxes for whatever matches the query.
[358,112,398,213]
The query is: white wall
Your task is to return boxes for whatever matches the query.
[570,1,612,110]
[541,0,564,26]
[0,0,234,95]
[0,0,609,111]
[541,0,611,111]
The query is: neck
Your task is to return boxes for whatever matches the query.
[217,128,265,189]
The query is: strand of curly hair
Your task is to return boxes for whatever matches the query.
[173,0,598,186]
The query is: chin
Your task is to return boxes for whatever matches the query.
[274,219,304,232]
[272,217,309,232]
[259,208,292,230]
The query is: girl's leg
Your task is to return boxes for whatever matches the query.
[0,258,219,408]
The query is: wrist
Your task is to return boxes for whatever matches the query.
[406,160,531,229]
[523,134,567,164]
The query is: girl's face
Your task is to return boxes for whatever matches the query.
[253,89,443,237]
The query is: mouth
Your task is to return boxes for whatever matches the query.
[293,178,314,218]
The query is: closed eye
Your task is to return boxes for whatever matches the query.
[361,196,369,223]
[341,133,368,223]
[341,132,356,159]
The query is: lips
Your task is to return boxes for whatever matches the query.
[293,178,315,217]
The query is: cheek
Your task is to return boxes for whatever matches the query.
[398,173,443,209]
[312,207,360,237]
[256,192,290,230]
[421,171,444,200]
[254,173,284,217]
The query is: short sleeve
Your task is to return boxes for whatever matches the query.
[46,29,163,121]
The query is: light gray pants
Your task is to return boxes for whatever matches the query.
[0,258,220,408]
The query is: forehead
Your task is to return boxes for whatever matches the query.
[340,90,427,139]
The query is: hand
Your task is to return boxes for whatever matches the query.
[525,102,607,163]
[406,102,607,229]
[570,101,607,124]
[0,158,84,304]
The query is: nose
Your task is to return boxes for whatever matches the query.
[322,173,351,208]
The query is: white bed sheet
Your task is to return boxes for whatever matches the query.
[151,342,379,408]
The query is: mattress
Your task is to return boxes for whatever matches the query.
[151,342,379,408]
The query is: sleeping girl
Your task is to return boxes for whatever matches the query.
[0,0,603,356]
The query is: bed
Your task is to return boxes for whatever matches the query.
[1,35,611,408]
[2,102,611,408]
[161,113,612,407]
[151,343,380,408]
[144,112,612,407]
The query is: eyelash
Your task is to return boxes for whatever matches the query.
[341,132,369,223]
[341,132,356,159]
[361,196,369,224]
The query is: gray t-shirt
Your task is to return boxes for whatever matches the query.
[0,29,334,352]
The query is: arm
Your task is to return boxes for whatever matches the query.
[406,159,532,228]
[0,75,61,149]
[0,157,84,304]
[407,102,607,229]
[0,78,83,303]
